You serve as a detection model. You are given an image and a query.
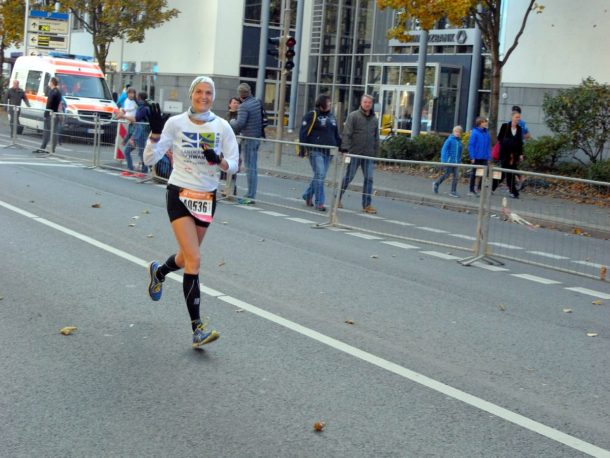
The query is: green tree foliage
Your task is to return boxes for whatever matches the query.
[542,77,610,164]
[522,135,570,172]
[376,0,543,134]
[380,133,444,161]
[0,0,25,98]
[58,0,180,73]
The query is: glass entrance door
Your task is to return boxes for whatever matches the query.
[380,87,416,135]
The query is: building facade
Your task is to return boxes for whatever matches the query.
[8,0,608,136]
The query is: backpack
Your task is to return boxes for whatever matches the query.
[259,99,268,138]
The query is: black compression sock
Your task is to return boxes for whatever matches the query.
[156,254,180,281]
[183,273,201,331]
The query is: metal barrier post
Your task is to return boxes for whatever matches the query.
[316,148,344,228]
[11,107,18,145]
[93,114,101,167]
[50,112,56,153]
[460,164,504,266]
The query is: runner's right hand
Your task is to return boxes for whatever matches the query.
[149,103,166,135]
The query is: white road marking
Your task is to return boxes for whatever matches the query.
[381,241,420,250]
[564,287,610,300]
[260,211,288,217]
[346,232,384,240]
[472,262,510,272]
[572,260,605,269]
[489,242,523,250]
[527,251,570,260]
[325,227,349,231]
[1,198,609,457]
[385,219,414,226]
[0,161,77,167]
[359,213,384,220]
[511,274,562,285]
[420,251,461,260]
[286,217,316,224]
[416,226,448,234]
[449,234,477,241]
[235,205,260,210]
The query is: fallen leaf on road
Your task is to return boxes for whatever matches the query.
[258,238,265,242]
[370,255,379,259]
[142,209,150,214]
[30,200,35,203]
[562,308,573,313]
[497,304,507,311]
[313,421,326,432]
[132,216,139,220]
[146,234,154,238]
[599,266,607,281]
[221,221,228,225]
[345,320,355,325]
[218,261,226,267]
[128,223,136,227]
[573,227,582,235]
[586,332,598,337]
[592,300,603,305]
[91,203,101,208]
[235,309,244,313]
[60,326,78,335]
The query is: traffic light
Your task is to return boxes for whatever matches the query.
[267,36,282,57]
[284,36,296,71]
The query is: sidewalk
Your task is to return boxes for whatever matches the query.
[255,140,610,239]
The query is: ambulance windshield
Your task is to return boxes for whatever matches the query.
[56,73,113,100]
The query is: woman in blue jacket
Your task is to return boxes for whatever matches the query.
[433,125,463,197]
[467,116,491,196]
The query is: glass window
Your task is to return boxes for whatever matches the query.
[368,65,381,85]
[56,73,112,99]
[336,56,352,84]
[320,56,335,84]
[401,67,417,85]
[25,70,42,95]
[384,66,400,85]
[322,4,338,53]
[244,0,262,23]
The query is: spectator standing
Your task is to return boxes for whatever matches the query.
[338,94,379,214]
[4,80,30,136]
[300,94,342,211]
[133,91,152,176]
[35,77,62,153]
[230,83,263,204]
[143,76,239,348]
[221,97,241,194]
[433,125,463,198]
[467,116,491,196]
[116,83,131,108]
[494,111,524,198]
[511,105,531,141]
[117,88,138,174]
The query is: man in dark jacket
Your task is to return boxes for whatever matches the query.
[36,77,62,153]
[338,94,379,214]
[230,83,263,204]
[5,80,30,136]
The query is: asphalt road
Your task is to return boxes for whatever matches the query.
[1,146,609,457]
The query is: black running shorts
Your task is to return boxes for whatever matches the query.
[166,184,217,228]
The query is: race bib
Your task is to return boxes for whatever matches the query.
[179,189,214,223]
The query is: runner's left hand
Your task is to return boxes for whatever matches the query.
[202,146,221,165]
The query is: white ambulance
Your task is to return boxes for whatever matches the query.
[9,53,117,137]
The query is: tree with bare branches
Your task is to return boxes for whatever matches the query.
[376,0,544,133]
[58,0,179,74]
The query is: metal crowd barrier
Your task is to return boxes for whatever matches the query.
[2,108,607,283]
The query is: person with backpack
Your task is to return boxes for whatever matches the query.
[300,94,341,211]
[229,83,263,204]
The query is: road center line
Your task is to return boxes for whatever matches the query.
[1,198,608,457]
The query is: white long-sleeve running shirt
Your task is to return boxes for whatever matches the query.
[143,112,239,192]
